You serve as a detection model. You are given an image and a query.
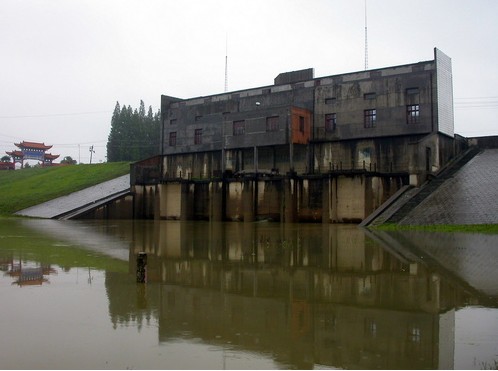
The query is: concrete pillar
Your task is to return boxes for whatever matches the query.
[242,179,255,222]
[209,181,224,221]
[180,182,194,221]
[282,178,297,223]
[330,177,338,223]
[322,177,330,224]
[154,184,161,220]
[157,183,182,219]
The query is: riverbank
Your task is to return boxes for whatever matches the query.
[372,223,498,234]
[0,162,129,215]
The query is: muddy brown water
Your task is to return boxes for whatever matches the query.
[0,219,497,369]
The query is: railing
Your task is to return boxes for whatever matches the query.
[131,154,411,185]
[313,160,410,174]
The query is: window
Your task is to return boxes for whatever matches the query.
[195,115,202,122]
[233,120,245,136]
[194,129,202,144]
[266,116,279,132]
[169,132,177,146]
[169,119,177,125]
[364,92,376,100]
[406,87,420,95]
[407,104,420,124]
[325,97,336,104]
[299,116,305,133]
[364,109,377,128]
[325,113,336,132]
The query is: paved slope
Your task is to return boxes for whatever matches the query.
[400,149,498,225]
[15,174,130,219]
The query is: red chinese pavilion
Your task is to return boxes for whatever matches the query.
[6,141,59,168]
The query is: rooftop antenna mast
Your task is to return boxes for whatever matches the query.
[224,35,228,92]
[364,0,368,70]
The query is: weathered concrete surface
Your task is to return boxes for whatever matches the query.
[15,174,130,219]
[400,149,498,225]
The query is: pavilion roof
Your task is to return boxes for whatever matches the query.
[14,141,53,150]
[44,153,60,160]
[6,150,23,156]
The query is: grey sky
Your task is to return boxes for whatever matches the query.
[1,0,497,164]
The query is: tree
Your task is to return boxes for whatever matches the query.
[106,100,161,162]
[61,156,77,165]
[1,155,11,162]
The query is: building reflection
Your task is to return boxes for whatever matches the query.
[104,221,497,369]
[1,254,56,286]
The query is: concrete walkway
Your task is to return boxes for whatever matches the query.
[400,149,498,225]
[15,174,130,219]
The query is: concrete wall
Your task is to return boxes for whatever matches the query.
[158,53,452,180]
[136,173,404,223]
[313,63,435,141]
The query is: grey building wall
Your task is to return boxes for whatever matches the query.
[159,49,454,178]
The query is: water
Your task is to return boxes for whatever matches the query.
[0,218,497,369]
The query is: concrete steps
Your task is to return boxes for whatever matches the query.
[362,147,480,226]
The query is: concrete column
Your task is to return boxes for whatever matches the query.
[154,184,161,220]
[330,177,338,223]
[322,177,330,224]
[282,178,297,223]
[180,182,193,221]
[242,179,255,222]
[209,181,224,221]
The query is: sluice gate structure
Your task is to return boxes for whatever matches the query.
[130,48,462,224]
[131,156,408,223]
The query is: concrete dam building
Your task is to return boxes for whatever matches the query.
[132,48,463,223]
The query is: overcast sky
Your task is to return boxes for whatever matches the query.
[1,0,497,164]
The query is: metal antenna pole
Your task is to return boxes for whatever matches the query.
[224,35,228,92]
[364,0,368,70]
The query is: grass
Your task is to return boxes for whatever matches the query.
[372,223,498,234]
[0,162,130,215]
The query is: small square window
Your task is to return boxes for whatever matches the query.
[195,115,202,122]
[170,119,177,125]
[169,132,177,146]
[325,113,336,132]
[266,116,279,132]
[233,120,245,136]
[407,104,420,124]
[364,109,377,128]
[325,97,336,104]
[194,129,202,144]
[364,92,376,100]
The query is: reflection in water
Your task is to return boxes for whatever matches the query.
[4,260,56,286]
[0,219,497,369]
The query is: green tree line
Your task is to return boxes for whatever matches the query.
[106,100,161,162]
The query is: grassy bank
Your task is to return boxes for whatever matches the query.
[373,223,498,234]
[0,162,130,215]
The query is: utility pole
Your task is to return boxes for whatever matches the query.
[89,145,95,164]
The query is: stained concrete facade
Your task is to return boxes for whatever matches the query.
[131,48,459,223]
[159,48,455,181]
